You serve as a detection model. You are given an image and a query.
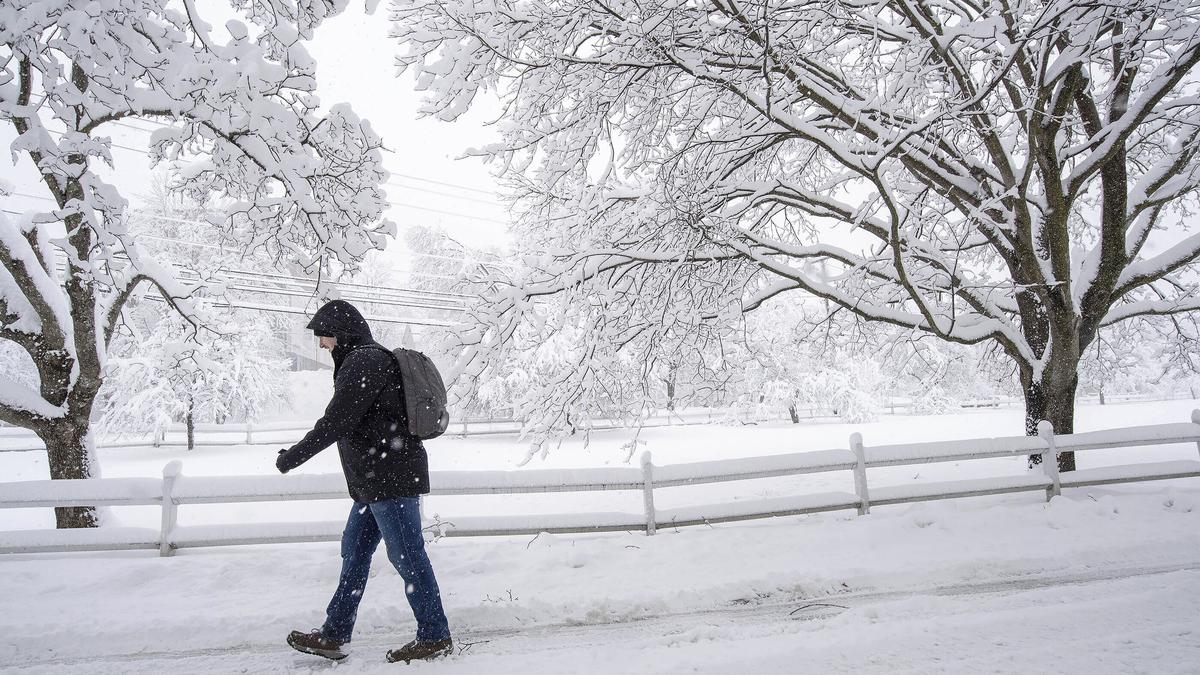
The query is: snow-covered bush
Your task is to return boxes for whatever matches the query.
[804,360,888,423]
[910,388,957,416]
[99,308,289,449]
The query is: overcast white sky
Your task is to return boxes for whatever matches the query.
[1,0,512,266]
[306,1,511,253]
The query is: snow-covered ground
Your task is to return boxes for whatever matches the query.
[2,400,1199,673]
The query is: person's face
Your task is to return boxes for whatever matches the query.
[318,335,337,351]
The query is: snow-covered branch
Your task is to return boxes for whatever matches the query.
[393,0,1200,449]
[1113,232,1200,298]
[1102,297,1200,325]
[0,372,65,426]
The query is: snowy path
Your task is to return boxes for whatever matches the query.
[7,560,1199,674]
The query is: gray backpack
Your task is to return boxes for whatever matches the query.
[389,348,450,440]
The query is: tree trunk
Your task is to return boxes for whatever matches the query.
[1098,387,1106,406]
[41,420,99,528]
[1023,363,1079,473]
[186,399,195,452]
[788,404,800,424]
[664,364,677,411]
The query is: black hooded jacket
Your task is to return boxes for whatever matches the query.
[277,300,430,501]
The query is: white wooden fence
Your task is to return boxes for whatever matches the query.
[2,411,1198,556]
[2,394,1194,454]
[0,407,798,452]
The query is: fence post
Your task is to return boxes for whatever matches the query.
[1037,421,1061,500]
[850,433,870,515]
[1192,409,1200,459]
[641,451,657,536]
[159,460,182,557]
[244,422,253,445]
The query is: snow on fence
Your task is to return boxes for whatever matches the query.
[3,394,1195,452]
[0,395,1046,452]
[0,408,797,452]
[2,411,1199,556]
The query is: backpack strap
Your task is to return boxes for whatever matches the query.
[347,343,410,425]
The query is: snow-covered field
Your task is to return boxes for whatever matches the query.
[2,400,1199,673]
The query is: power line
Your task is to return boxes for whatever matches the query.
[4,205,499,278]
[385,180,500,206]
[12,122,509,224]
[10,148,510,225]
[108,120,164,134]
[390,201,507,225]
[6,210,479,325]
[9,191,57,204]
[173,275,468,313]
[100,118,501,198]
[4,206,474,323]
[51,258,469,319]
[47,242,479,305]
[387,172,495,196]
[410,250,517,269]
[165,260,474,305]
[35,126,154,155]
[26,223,483,308]
[130,228,501,285]
[51,254,471,314]
[3,202,512,280]
[205,264,474,302]
[137,292,458,327]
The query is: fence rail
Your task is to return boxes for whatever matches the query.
[0,407,800,452]
[5,395,1196,452]
[2,410,1198,556]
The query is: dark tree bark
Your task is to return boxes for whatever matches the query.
[664,364,677,411]
[40,418,100,529]
[1022,357,1080,473]
[185,398,195,452]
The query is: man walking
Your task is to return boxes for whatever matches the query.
[276,299,453,663]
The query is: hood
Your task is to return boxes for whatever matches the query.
[306,300,373,346]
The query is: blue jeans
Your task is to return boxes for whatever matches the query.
[321,497,451,643]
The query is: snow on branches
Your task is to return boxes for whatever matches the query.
[99,306,290,449]
[393,0,1200,452]
[0,0,388,525]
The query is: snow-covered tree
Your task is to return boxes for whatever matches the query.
[730,301,879,421]
[1077,320,1157,402]
[469,288,680,462]
[1,0,392,527]
[1148,313,1200,397]
[886,339,1001,412]
[392,0,1200,470]
[1078,314,1200,402]
[100,308,289,450]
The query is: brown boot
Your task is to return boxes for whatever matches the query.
[385,637,454,663]
[287,629,348,661]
